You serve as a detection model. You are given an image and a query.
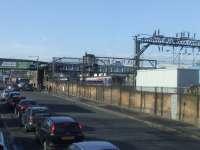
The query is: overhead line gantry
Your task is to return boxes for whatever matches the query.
[134,31,200,69]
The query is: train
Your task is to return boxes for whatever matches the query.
[84,76,112,86]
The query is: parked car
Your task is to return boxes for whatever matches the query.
[7,94,26,111]
[0,131,8,150]
[17,82,33,91]
[6,84,20,92]
[21,106,50,131]
[15,99,39,117]
[17,82,26,89]
[7,91,20,97]
[0,88,17,101]
[0,89,10,101]
[22,83,33,91]
[5,91,22,102]
[67,141,120,150]
[4,91,20,105]
[35,116,84,150]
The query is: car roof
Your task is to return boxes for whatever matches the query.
[49,116,75,123]
[29,106,48,110]
[73,141,119,150]
[30,106,47,109]
[9,91,20,94]
[19,99,34,102]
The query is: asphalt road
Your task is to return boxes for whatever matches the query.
[1,91,200,150]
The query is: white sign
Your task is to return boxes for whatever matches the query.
[1,62,16,67]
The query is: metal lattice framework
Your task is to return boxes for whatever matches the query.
[139,36,200,48]
[134,32,200,69]
[96,57,156,69]
[50,54,157,80]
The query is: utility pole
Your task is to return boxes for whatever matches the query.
[178,52,181,68]
[36,56,39,89]
[52,57,55,79]
[29,56,39,89]
[133,35,143,87]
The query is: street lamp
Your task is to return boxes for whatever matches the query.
[29,56,39,89]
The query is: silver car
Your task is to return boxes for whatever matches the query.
[0,131,8,150]
[67,141,120,150]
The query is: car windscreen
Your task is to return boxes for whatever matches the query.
[32,109,49,116]
[11,93,20,97]
[55,122,81,134]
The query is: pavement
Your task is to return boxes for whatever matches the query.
[0,91,200,150]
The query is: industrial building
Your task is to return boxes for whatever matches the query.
[0,58,48,88]
[136,68,199,88]
[46,53,157,85]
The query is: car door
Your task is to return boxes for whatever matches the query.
[21,110,27,125]
[25,109,31,125]
[22,109,30,125]
[39,119,50,142]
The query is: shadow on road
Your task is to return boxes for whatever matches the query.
[14,136,42,150]
[101,105,193,128]
[41,103,94,114]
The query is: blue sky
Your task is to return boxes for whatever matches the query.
[0,0,200,61]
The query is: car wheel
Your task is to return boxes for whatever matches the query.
[24,124,29,132]
[14,108,17,115]
[17,111,20,117]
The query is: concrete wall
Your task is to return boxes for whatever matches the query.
[46,81,200,127]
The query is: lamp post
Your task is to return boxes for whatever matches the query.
[29,56,39,89]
